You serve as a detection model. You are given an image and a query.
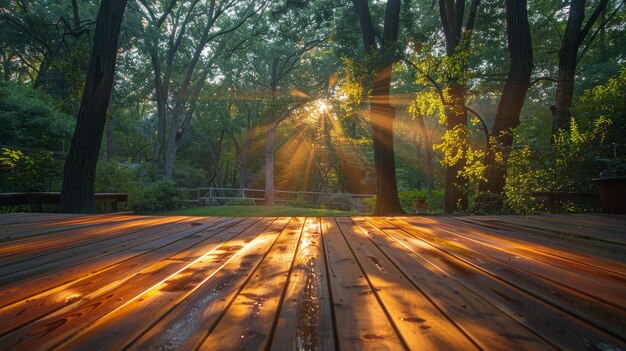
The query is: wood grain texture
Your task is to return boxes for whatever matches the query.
[0,213,623,351]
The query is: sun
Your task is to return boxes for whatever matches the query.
[316,99,330,113]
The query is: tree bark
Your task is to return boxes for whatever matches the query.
[60,0,128,213]
[354,0,405,215]
[481,0,533,195]
[264,120,277,205]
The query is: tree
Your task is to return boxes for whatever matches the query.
[552,0,609,135]
[438,0,480,213]
[480,0,533,195]
[353,0,405,215]
[60,0,128,213]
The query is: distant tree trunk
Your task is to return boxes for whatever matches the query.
[481,0,533,195]
[105,91,115,161]
[150,50,167,163]
[415,112,434,193]
[443,83,469,212]
[60,0,128,213]
[553,0,608,135]
[354,0,405,215]
[106,118,115,161]
[265,120,277,205]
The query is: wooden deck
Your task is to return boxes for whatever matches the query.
[0,213,624,350]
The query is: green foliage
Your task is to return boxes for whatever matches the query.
[504,117,611,214]
[574,67,626,147]
[0,148,62,192]
[130,179,187,211]
[326,193,353,211]
[0,81,73,151]
[472,192,505,215]
[398,189,444,214]
[95,161,138,193]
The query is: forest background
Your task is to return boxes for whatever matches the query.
[1,0,624,214]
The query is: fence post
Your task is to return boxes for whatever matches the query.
[197,188,200,206]
[209,188,213,206]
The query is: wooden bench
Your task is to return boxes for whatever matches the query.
[0,192,128,212]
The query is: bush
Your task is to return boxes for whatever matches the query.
[130,179,187,211]
[224,199,256,206]
[0,148,63,192]
[397,189,444,213]
[326,193,353,211]
[472,192,505,215]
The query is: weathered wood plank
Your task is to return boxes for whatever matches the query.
[353,217,554,351]
[270,217,335,351]
[196,217,302,351]
[382,217,625,349]
[127,218,293,351]
[0,218,271,350]
[0,218,246,334]
[335,217,478,350]
[319,217,405,350]
[0,217,237,309]
[401,216,626,309]
[59,218,291,350]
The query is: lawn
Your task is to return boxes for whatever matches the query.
[148,205,362,217]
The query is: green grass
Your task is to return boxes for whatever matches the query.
[148,205,363,217]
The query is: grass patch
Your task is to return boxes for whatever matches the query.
[147,205,362,217]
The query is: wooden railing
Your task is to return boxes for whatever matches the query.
[180,187,374,212]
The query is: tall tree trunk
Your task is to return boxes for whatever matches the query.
[60,0,128,213]
[371,63,404,214]
[553,0,609,135]
[354,0,404,215]
[265,120,277,205]
[481,0,533,195]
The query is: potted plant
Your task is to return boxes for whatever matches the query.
[593,157,626,214]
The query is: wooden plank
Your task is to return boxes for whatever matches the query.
[453,217,626,267]
[0,216,192,278]
[196,217,303,351]
[405,216,626,307]
[318,217,405,350]
[128,218,296,350]
[0,215,167,261]
[443,217,626,288]
[0,218,271,350]
[58,218,292,351]
[270,217,335,351]
[474,215,626,247]
[335,217,478,350]
[0,217,236,309]
[382,217,626,348]
[0,218,246,334]
[529,214,626,235]
[353,217,554,351]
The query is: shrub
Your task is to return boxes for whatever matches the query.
[326,193,353,211]
[130,179,187,211]
[397,189,444,213]
[472,192,505,215]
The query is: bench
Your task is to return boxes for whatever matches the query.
[0,192,128,212]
